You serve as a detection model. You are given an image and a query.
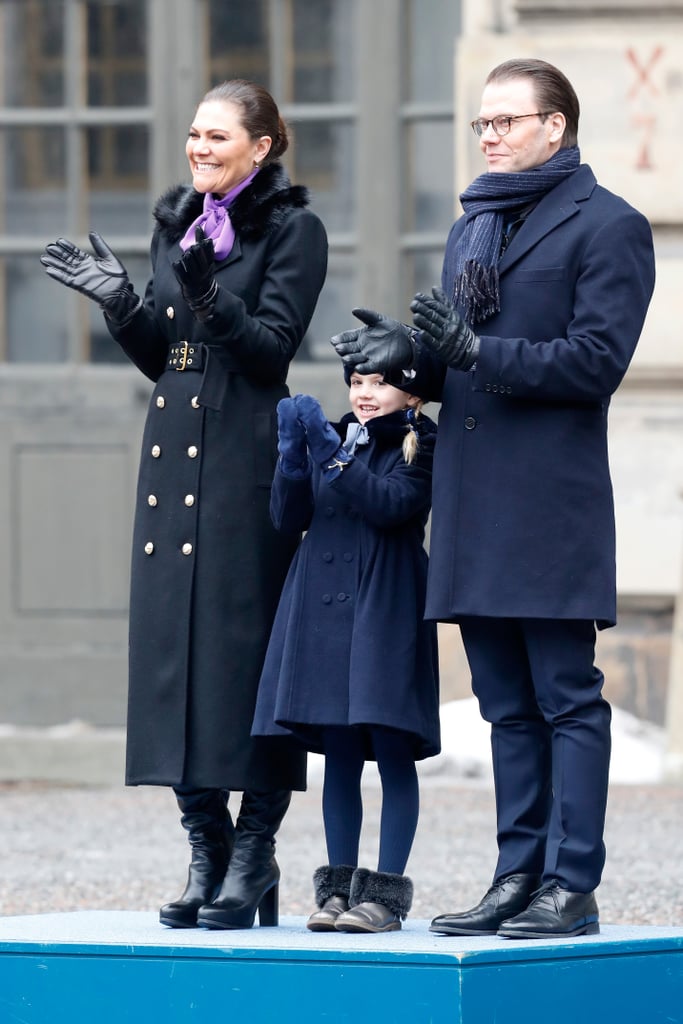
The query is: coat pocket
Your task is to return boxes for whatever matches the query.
[514,267,566,283]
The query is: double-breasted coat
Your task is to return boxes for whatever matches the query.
[252,409,441,760]
[424,164,655,627]
[105,163,328,789]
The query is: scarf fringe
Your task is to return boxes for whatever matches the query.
[453,260,501,325]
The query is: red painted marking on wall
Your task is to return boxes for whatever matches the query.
[626,46,663,99]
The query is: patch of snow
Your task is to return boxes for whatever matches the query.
[306,698,666,785]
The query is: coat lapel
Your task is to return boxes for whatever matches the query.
[498,164,597,272]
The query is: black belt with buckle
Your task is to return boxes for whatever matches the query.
[167,341,205,372]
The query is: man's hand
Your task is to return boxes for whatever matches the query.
[40,232,142,327]
[330,307,416,386]
[410,287,480,371]
[172,227,218,322]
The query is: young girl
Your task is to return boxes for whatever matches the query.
[251,358,440,933]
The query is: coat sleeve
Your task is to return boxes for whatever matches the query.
[202,209,328,383]
[270,464,315,534]
[102,230,172,382]
[471,205,655,402]
[329,438,435,528]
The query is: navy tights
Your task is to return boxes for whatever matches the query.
[321,726,419,875]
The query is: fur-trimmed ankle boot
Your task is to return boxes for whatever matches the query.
[335,868,413,933]
[306,864,355,932]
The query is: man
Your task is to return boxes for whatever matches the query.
[332,58,655,939]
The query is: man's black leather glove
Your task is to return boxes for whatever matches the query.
[40,232,142,327]
[172,227,218,322]
[330,307,416,387]
[410,287,480,371]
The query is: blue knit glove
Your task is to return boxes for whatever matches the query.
[276,398,310,478]
[293,394,344,466]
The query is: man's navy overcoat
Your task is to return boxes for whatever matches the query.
[425,164,656,627]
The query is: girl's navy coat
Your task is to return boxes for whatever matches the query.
[252,410,441,760]
[424,164,655,628]
[105,163,327,789]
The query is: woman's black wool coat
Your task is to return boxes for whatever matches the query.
[106,163,328,790]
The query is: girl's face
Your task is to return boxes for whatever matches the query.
[348,372,418,425]
[186,100,271,196]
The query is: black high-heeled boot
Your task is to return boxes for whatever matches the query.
[159,788,234,928]
[196,788,291,930]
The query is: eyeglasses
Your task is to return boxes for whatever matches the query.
[470,112,551,137]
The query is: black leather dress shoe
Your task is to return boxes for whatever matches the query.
[429,873,542,936]
[497,882,599,939]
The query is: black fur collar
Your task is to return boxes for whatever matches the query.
[153,162,311,244]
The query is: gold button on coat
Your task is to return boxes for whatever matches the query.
[156,396,165,408]
[144,542,154,555]
[148,495,158,507]
[185,494,195,507]
[182,543,193,555]
[151,444,161,457]
[187,445,198,458]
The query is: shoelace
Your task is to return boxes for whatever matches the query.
[527,882,562,910]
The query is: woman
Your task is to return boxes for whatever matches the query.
[41,79,328,930]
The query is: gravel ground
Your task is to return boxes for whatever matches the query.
[2,778,682,926]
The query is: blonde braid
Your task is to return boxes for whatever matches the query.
[402,402,424,464]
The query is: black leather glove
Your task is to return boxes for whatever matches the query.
[172,227,218,322]
[410,287,480,371]
[40,232,142,327]
[293,394,345,466]
[330,307,416,387]
[276,398,310,478]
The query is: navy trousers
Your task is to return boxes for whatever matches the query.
[459,616,611,893]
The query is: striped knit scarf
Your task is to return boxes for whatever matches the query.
[446,146,581,324]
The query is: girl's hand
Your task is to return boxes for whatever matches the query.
[276,397,310,478]
[293,394,343,465]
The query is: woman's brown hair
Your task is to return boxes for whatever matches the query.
[201,79,289,163]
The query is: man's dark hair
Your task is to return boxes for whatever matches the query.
[486,58,580,147]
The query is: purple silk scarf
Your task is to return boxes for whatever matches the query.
[179,168,260,260]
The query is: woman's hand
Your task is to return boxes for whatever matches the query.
[172,227,218,322]
[40,232,142,327]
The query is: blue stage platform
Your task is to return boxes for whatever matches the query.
[0,912,681,1023]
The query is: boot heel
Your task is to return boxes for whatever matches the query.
[258,883,279,927]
